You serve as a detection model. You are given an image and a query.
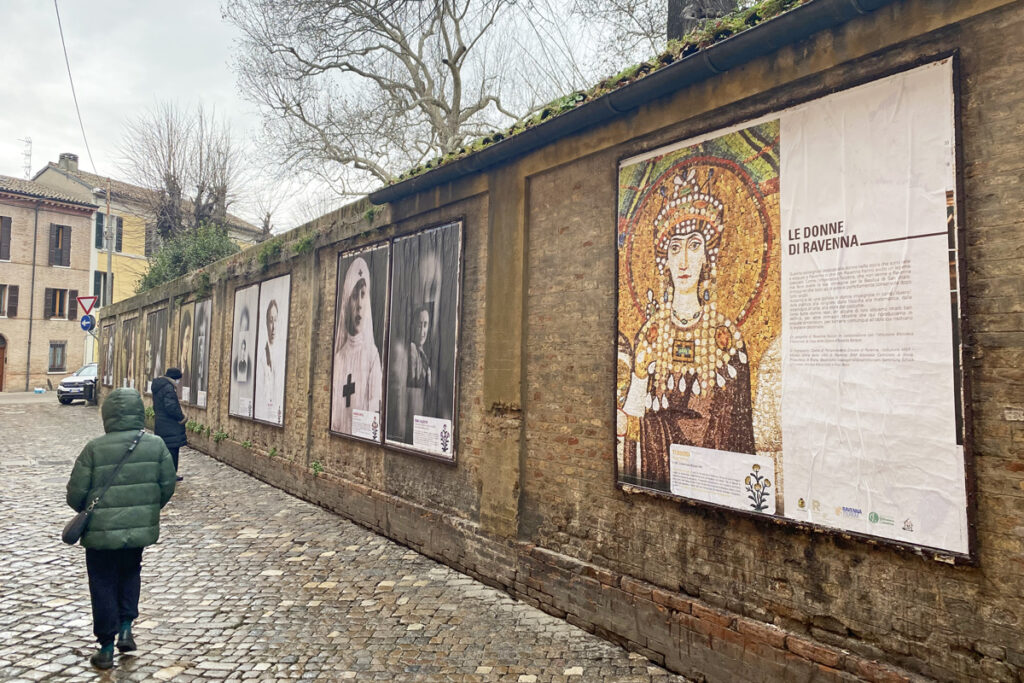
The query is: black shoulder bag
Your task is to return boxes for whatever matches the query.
[62,429,146,545]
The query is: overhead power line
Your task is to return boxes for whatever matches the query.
[54,0,97,174]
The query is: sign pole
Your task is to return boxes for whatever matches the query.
[104,178,113,308]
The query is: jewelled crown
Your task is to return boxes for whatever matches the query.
[653,167,724,273]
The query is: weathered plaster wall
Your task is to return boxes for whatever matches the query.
[100,2,1024,681]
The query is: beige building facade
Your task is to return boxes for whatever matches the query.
[0,175,95,391]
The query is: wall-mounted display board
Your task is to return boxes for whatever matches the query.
[331,243,389,442]
[143,307,168,395]
[616,58,969,555]
[101,323,115,387]
[385,221,463,460]
[254,274,291,425]
[192,299,212,408]
[119,317,137,390]
[229,284,259,418]
[176,302,195,404]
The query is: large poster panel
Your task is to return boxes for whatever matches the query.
[229,284,259,418]
[192,299,212,408]
[143,308,167,395]
[253,274,291,425]
[176,302,195,404]
[385,221,462,459]
[331,244,389,442]
[616,59,968,554]
[101,323,115,387]
[119,317,137,389]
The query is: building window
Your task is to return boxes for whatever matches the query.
[93,271,114,307]
[49,224,72,267]
[0,216,10,261]
[44,288,79,319]
[48,341,67,373]
[94,214,123,252]
[145,223,161,257]
[0,284,18,317]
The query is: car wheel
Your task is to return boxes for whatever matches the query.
[58,397,72,405]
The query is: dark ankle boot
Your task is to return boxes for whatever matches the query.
[116,621,136,652]
[90,643,114,669]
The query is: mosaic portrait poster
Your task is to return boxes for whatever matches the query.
[617,59,968,554]
[254,274,291,425]
[143,308,167,395]
[102,323,115,386]
[229,284,259,418]
[385,222,462,459]
[192,299,212,408]
[331,244,389,442]
[120,317,136,389]
[176,302,195,404]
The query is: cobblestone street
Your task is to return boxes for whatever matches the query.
[0,396,683,682]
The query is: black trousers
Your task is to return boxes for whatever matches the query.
[85,548,143,646]
[168,446,179,472]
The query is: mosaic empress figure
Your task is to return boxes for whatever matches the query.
[621,169,755,489]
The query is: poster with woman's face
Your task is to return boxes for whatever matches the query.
[102,323,115,386]
[144,308,168,394]
[229,284,259,418]
[253,274,291,425]
[177,303,195,403]
[120,318,136,389]
[331,244,389,441]
[616,60,969,554]
[192,299,212,408]
[617,121,782,507]
[385,221,462,459]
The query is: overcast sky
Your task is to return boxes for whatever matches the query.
[0,0,327,230]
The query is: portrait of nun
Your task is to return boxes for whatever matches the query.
[331,250,387,437]
[230,284,259,417]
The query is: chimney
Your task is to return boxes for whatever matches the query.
[58,152,79,173]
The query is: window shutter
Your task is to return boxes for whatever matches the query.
[61,226,71,266]
[7,285,18,317]
[68,289,79,320]
[94,271,103,299]
[0,216,10,260]
[116,217,123,252]
[95,213,104,249]
[110,273,115,302]
[44,288,53,318]
[49,224,58,265]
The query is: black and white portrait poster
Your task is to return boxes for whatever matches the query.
[254,274,291,425]
[177,302,195,404]
[144,308,167,394]
[229,284,259,418]
[331,244,389,441]
[120,318,136,389]
[385,221,462,458]
[102,323,115,386]
[192,299,212,408]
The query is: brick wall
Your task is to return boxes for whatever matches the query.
[100,2,1024,680]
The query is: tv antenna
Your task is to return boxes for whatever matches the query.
[17,137,32,178]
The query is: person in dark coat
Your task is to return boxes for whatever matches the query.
[67,388,177,669]
[152,367,187,481]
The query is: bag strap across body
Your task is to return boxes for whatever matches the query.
[84,429,146,513]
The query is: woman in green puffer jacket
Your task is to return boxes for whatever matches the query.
[66,388,176,670]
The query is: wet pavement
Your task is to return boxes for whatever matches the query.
[0,395,684,682]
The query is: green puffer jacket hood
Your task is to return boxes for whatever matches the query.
[67,388,176,549]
